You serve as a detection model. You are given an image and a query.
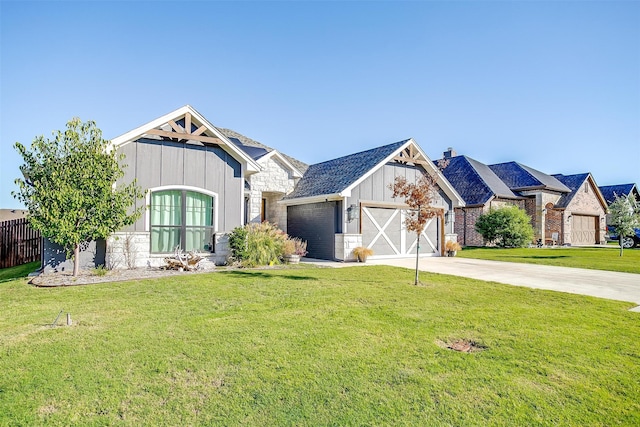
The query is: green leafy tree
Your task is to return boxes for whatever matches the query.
[13,118,145,276]
[389,172,442,286]
[475,205,534,248]
[609,194,640,256]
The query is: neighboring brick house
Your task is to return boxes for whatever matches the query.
[551,173,608,246]
[437,151,526,246]
[598,183,640,229]
[599,183,639,206]
[439,149,607,247]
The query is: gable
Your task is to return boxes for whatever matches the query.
[553,173,607,211]
[282,139,464,208]
[110,105,261,174]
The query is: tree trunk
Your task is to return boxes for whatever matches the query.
[73,243,80,276]
[414,233,420,285]
[414,207,422,286]
[619,236,624,257]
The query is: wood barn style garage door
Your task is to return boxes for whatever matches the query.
[570,215,597,246]
[361,205,441,257]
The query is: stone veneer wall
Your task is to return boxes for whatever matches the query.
[106,231,222,269]
[247,156,298,232]
[335,234,363,262]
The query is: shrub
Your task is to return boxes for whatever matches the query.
[245,222,287,267]
[475,205,535,248]
[228,223,308,267]
[228,226,248,262]
[445,240,462,252]
[353,246,374,262]
[284,237,308,256]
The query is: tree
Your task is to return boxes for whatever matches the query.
[389,172,442,286]
[475,205,534,248]
[609,194,640,256]
[13,118,145,276]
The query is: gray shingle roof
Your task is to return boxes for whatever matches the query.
[284,139,410,200]
[551,173,590,208]
[598,183,638,205]
[218,128,308,174]
[438,156,521,206]
[489,162,570,193]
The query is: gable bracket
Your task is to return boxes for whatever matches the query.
[393,146,428,166]
[145,128,225,145]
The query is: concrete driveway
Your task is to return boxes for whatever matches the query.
[309,257,640,311]
[372,257,640,311]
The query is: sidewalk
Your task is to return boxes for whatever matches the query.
[303,256,640,311]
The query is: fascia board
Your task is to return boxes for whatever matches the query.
[188,105,261,173]
[339,138,465,208]
[261,150,303,178]
[587,174,609,212]
[278,194,343,206]
[109,105,261,173]
[339,139,415,198]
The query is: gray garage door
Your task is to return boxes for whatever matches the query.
[361,206,440,257]
[571,215,597,246]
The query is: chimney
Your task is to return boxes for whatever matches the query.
[443,147,457,159]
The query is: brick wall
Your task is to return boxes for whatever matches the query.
[544,204,563,245]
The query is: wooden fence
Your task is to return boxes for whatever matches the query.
[0,218,41,269]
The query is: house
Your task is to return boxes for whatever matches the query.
[436,151,527,246]
[439,149,608,246]
[43,105,306,271]
[599,183,640,206]
[550,173,608,246]
[598,183,640,230]
[42,106,463,271]
[281,140,464,261]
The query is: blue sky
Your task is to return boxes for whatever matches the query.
[1,0,638,209]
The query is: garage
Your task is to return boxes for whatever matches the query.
[570,214,598,246]
[361,205,441,257]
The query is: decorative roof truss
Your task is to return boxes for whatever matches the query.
[393,144,429,167]
[144,112,225,145]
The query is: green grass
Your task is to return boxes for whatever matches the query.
[0,261,39,283]
[457,246,640,274]
[1,266,639,426]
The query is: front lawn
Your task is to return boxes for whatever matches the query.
[0,261,40,282]
[457,246,640,274]
[1,266,639,425]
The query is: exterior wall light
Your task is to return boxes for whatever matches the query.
[347,204,358,223]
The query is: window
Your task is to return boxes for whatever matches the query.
[150,190,214,253]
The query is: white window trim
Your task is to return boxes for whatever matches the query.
[145,185,219,233]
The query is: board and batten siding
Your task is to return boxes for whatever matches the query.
[118,138,244,233]
[344,163,452,235]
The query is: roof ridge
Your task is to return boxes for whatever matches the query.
[309,139,410,167]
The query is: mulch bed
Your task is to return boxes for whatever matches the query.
[29,267,219,287]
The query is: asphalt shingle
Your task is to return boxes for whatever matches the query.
[598,183,637,205]
[489,162,570,193]
[284,140,409,200]
[551,173,590,208]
